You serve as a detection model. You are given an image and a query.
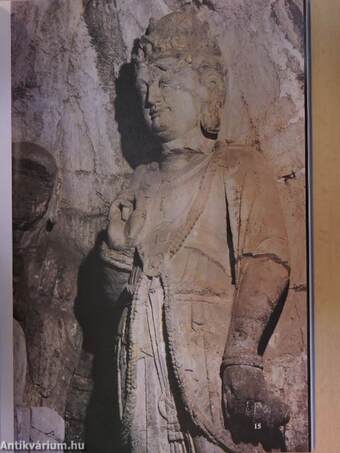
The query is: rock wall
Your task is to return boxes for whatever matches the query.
[11,0,309,451]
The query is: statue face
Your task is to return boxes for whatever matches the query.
[136,60,204,143]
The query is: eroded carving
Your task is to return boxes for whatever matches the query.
[12,142,82,418]
[101,6,290,452]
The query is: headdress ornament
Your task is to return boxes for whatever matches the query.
[135,5,222,70]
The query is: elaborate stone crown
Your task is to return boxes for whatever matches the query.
[135,6,222,70]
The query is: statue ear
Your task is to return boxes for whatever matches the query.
[200,69,225,137]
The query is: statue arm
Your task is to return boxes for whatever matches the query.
[222,260,291,432]
[221,147,291,430]
[223,255,289,363]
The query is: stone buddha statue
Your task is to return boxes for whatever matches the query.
[100,6,290,452]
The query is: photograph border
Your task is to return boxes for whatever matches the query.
[3,0,340,451]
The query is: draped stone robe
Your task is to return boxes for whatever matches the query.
[100,141,289,452]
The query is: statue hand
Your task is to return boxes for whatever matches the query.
[107,192,147,250]
[222,365,290,431]
[107,195,134,249]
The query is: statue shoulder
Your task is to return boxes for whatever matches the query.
[214,141,270,175]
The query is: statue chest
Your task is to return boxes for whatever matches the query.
[142,171,200,241]
[134,161,230,278]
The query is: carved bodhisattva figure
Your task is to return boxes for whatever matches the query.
[101,7,290,453]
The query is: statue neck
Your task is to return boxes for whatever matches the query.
[160,148,205,174]
[160,128,216,173]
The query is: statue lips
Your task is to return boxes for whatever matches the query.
[149,108,171,133]
[150,106,170,120]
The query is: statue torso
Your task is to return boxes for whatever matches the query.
[131,150,234,301]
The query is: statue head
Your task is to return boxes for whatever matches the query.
[12,142,59,263]
[133,6,226,144]
[12,142,57,233]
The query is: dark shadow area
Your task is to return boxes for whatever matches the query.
[226,202,236,286]
[258,281,290,356]
[114,47,163,168]
[74,232,130,453]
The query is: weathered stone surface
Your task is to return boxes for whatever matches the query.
[15,407,31,443]
[15,406,65,452]
[265,290,309,451]
[23,300,82,410]
[11,0,309,451]
[31,407,65,442]
[11,141,83,420]
[65,351,94,445]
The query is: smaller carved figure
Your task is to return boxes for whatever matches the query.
[12,142,82,420]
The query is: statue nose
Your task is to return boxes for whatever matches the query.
[147,82,161,106]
